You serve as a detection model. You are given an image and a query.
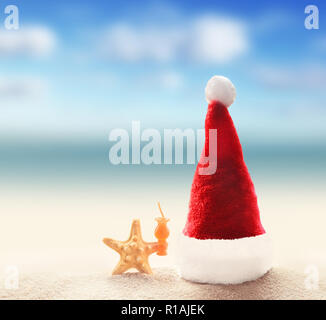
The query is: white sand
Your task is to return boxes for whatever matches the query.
[1,267,325,300]
[1,183,326,299]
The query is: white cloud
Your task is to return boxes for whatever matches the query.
[0,76,48,99]
[101,23,183,62]
[0,26,56,57]
[190,16,248,63]
[254,65,326,90]
[100,15,249,64]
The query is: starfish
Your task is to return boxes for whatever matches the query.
[103,219,160,275]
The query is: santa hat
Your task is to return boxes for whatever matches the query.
[178,76,273,284]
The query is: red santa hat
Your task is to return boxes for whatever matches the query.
[178,76,273,284]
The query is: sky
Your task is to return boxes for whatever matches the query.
[0,0,325,144]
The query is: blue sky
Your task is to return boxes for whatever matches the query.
[0,0,325,143]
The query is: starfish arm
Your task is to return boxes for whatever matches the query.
[145,242,160,255]
[112,261,131,275]
[103,238,123,253]
[129,220,142,239]
[136,260,153,274]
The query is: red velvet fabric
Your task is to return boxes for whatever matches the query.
[183,101,265,240]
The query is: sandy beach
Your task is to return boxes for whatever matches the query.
[1,180,326,299]
[1,267,325,300]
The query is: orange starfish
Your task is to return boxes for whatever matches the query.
[103,219,160,275]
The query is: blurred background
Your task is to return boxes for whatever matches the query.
[0,0,325,276]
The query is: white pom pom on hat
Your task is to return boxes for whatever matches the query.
[205,75,236,108]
